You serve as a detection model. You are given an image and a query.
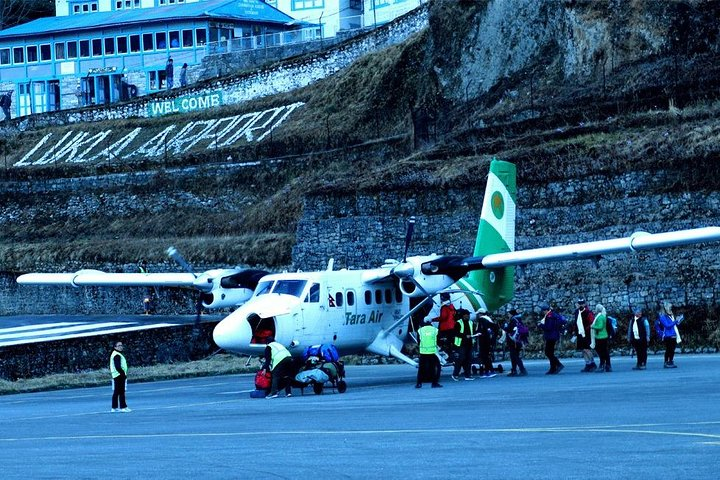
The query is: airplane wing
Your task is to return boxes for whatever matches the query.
[474,227,720,269]
[17,271,198,288]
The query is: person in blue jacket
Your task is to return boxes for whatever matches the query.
[658,301,682,368]
[538,303,567,374]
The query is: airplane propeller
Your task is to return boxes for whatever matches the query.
[167,246,204,329]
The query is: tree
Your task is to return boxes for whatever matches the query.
[0,0,54,30]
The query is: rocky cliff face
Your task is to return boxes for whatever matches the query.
[3,1,720,343]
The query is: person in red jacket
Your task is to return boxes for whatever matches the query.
[434,293,456,358]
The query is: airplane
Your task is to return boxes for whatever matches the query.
[17,159,720,367]
[17,247,268,312]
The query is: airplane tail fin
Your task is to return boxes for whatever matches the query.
[466,159,517,311]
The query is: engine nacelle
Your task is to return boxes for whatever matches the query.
[399,273,456,297]
[201,287,254,309]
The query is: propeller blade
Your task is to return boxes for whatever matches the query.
[402,216,416,262]
[167,246,196,276]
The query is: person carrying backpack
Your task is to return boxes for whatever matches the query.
[503,309,528,377]
[538,303,567,374]
[627,306,650,370]
[591,303,612,372]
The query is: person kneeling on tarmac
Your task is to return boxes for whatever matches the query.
[263,337,294,398]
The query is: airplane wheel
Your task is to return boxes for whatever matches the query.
[337,380,347,394]
[313,383,324,395]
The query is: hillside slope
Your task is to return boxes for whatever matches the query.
[2,0,720,331]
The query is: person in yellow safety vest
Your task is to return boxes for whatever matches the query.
[451,309,475,381]
[416,318,443,389]
[263,336,294,399]
[110,341,131,412]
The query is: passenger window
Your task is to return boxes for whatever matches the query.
[385,289,392,304]
[375,290,382,305]
[347,291,355,306]
[395,287,403,303]
[364,290,372,305]
[335,292,343,307]
[305,283,320,303]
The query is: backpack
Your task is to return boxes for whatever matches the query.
[605,316,618,338]
[254,369,271,390]
[516,320,530,344]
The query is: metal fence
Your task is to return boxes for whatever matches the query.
[205,26,324,56]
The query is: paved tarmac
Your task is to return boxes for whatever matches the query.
[0,314,221,347]
[1,354,719,479]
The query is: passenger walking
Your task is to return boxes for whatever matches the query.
[503,309,528,377]
[179,63,188,87]
[263,337,294,398]
[0,90,12,122]
[627,307,650,370]
[416,318,442,388]
[165,58,174,89]
[451,309,475,381]
[658,301,682,368]
[591,304,612,372]
[475,309,498,377]
[570,299,596,372]
[110,341,131,412]
[537,303,567,374]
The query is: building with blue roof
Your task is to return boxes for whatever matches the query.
[0,0,301,118]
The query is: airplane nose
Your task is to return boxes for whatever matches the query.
[213,313,252,352]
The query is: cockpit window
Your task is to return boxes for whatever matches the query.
[272,279,307,298]
[255,281,273,296]
[305,283,320,303]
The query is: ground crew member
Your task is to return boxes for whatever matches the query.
[416,318,442,388]
[452,309,475,380]
[263,337,294,398]
[110,341,131,412]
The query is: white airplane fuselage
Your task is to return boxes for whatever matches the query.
[213,269,413,358]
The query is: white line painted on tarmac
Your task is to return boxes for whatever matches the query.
[0,322,129,340]
[0,323,178,347]
[2,422,720,443]
[0,322,86,333]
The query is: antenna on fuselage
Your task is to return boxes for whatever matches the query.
[403,216,416,262]
[326,258,335,271]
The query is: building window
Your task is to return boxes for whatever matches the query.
[142,33,154,52]
[182,29,193,47]
[117,36,128,54]
[13,47,23,64]
[67,41,78,59]
[54,43,66,60]
[159,0,186,5]
[79,40,90,58]
[169,31,180,48]
[40,44,51,61]
[129,34,140,53]
[195,28,207,46]
[155,32,167,49]
[116,0,140,8]
[91,38,102,56]
[148,70,167,90]
[104,38,115,55]
[292,0,324,10]
[0,48,10,65]
[26,45,38,63]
